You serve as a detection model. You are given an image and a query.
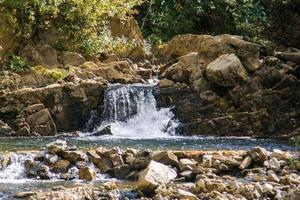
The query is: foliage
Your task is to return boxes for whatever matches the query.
[0,0,143,56]
[32,66,69,81]
[136,0,269,43]
[8,55,32,71]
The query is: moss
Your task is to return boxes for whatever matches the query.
[32,66,68,81]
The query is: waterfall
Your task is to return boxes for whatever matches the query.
[90,83,178,138]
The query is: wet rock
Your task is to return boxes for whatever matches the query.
[14,191,35,198]
[44,153,59,165]
[62,51,85,67]
[78,166,96,181]
[137,68,152,80]
[110,154,124,166]
[47,140,68,154]
[206,54,248,87]
[0,153,11,169]
[24,160,50,179]
[159,78,174,87]
[137,160,177,193]
[132,156,150,170]
[109,164,131,179]
[180,170,196,181]
[87,150,112,172]
[52,160,70,173]
[271,149,292,161]
[91,125,113,136]
[151,151,179,168]
[61,150,87,162]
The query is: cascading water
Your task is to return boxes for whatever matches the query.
[90,83,178,138]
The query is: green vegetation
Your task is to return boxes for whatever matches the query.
[8,55,32,71]
[0,0,142,56]
[136,0,295,43]
[32,66,69,81]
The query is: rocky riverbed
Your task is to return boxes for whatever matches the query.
[0,140,299,200]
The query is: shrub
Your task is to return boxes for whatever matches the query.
[32,66,69,81]
[0,0,143,56]
[8,55,32,71]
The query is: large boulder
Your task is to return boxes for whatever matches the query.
[21,44,59,68]
[137,160,177,193]
[161,52,204,84]
[206,54,248,87]
[26,108,57,136]
[62,51,85,67]
[162,34,260,71]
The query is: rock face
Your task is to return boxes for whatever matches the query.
[137,160,177,193]
[162,34,260,71]
[206,54,248,87]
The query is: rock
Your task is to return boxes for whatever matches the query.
[180,170,196,181]
[47,140,68,154]
[25,185,98,200]
[14,191,36,198]
[281,187,300,200]
[0,120,14,136]
[24,104,45,116]
[137,160,177,193]
[239,156,252,170]
[137,68,152,79]
[24,160,50,179]
[61,150,87,162]
[0,153,11,169]
[159,79,174,87]
[249,147,269,163]
[161,52,204,84]
[44,153,59,164]
[91,125,113,136]
[206,54,248,87]
[175,189,198,200]
[267,172,280,183]
[110,154,124,167]
[78,167,96,181]
[269,158,281,172]
[276,52,300,64]
[26,108,57,136]
[132,156,150,170]
[162,34,260,71]
[62,51,85,67]
[87,151,112,172]
[21,44,59,68]
[15,126,31,136]
[109,164,131,179]
[52,160,70,173]
[151,151,179,168]
[271,149,292,160]
[179,158,197,171]
[202,155,212,168]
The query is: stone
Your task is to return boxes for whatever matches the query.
[0,120,14,136]
[15,126,31,136]
[281,187,300,200]
[202,155,212,167]
[78,167,96,181]
[271,149,292,160]
[151,151,179,168]
[269,158,281,172]
[47,140,68,154]
[44,153,59,164]
[24,160,50,179]
[267,172,280,183]
[87,151,112,173]
[175,189,198,200]
[162,34,260,71]
[179,158,197,171]
[91,125,113,136]
[137,160,177,193]
[206,54,248,87]
[205,179,226,192]
[249,147,269,163]
[61,151,87,162]
[180,170,196,181]
[0,153,11,169]
[26,108,57,136]
[109,164,131,179]
[52,160,70,173]
[132,157,150,170]
[62,51,85,67]
[14,192,35,198]
[137,68,152,79]
[21,44,59,68]
[159,79,174,87]
[239,156,252,170]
